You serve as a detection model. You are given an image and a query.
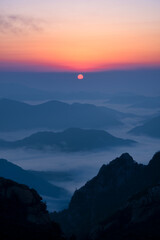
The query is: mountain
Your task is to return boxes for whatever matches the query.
[106,93,151,105]
[0,128,136,152]
[90,184,160,240]
[129,96,160,109]
[129,115,160,138]
[0,98,132,132]
[0,158,70,200]
[52,152,160,240]
[0,177,66,240]
[1,70,160,95]
[107,93,160,109]
[0,82,54,101]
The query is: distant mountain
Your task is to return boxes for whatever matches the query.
[52,152,160,240]
[107,93,151,105]
[0,82,109,101]
[0,158,70,200]
[0,128,136,152]
[129,115,160,138]
[0,98,133,132]
[0,177,66,240]
[90,184,160,240]
[0,82,53,101]
[106,93,160,109]
[1,70,160,95]
[129,96,160,109]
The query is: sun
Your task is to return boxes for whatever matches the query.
[77,74,84,80]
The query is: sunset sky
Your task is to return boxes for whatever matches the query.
[0,0,160,71]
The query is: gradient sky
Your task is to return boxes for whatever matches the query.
[0,0,160,71]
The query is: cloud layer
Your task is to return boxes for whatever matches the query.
[0,14,43,34]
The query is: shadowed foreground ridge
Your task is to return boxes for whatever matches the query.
[0,177,65,240]
[53,152,160,240]
[1,152,160,240]
[90,184,160,240]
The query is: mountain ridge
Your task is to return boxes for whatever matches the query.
[0,128,136,152]
[0,98,134,132]
[52,152,160,240]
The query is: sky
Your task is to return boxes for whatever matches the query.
[0,0,160,72]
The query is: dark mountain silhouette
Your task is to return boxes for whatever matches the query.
[129,115,160,138]
[0,158,70,200]
[0,98,133,132]
[52,152,160,240]
[0,177,66,240]
[90,184,160,240]
[0,128,136,152]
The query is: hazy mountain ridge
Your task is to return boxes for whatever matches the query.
[0,158,70,200]
[129,115,160,138]
[107,94,160,109]
[0,128,136,152]
[0,98,136,132]
[53,152,160,240]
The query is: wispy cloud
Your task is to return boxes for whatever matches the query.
[0,14,44,34]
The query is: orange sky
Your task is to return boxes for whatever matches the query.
[0,0,160,71]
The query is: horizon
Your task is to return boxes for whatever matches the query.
[1,0,160,71]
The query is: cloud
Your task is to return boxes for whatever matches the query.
[0,14,44,34]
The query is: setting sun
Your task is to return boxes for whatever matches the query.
[77,74,84,80]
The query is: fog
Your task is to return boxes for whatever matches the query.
[0,133,159,189]
[0,99,160,193]
[0,71,160,211]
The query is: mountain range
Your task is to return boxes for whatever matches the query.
[53,152,160,240]
[0,158,70,200]
[129,115,160,138]
[1,152,160,240]
[107,93,160,109]
[0,128,136,152]
[0,98,134,132]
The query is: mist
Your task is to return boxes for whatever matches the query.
[0,70,160,211]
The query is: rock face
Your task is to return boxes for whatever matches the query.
[90,184,160,240]
[0,177,65,240]
[53,152,160,240]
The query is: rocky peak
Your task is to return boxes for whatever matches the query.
[98,153,137,180]
[109,153,135,167]
[53,153,146,240]
[0,177,65,240]
[148,151,160,167]
[0,177,50,224]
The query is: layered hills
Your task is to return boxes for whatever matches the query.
[0,158,70,200]
[0,98,132,132]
